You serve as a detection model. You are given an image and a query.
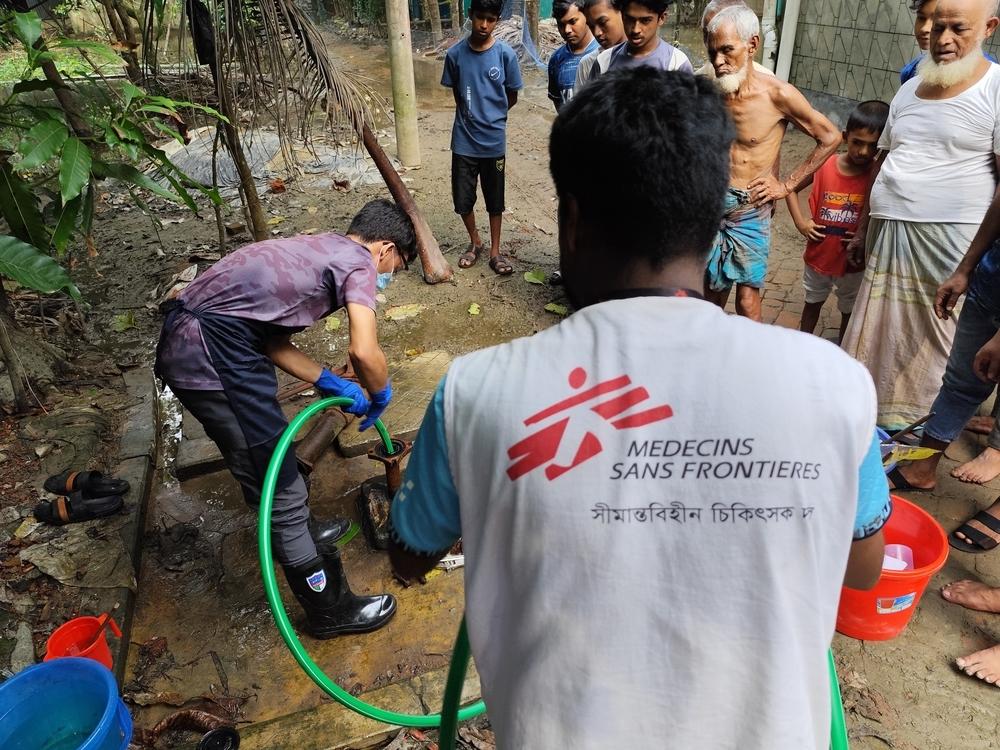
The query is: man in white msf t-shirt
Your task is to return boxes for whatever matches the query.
[389,68,889,749]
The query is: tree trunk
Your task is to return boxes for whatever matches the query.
[0,308,29,413]
[525,0,539,45]
[99,0,143,83]
[451,0,461,32]
[386,0,421,167]
[34,42,92,138]
[215,77,268,241]
[361,125,452,284]
[425,0,444,42]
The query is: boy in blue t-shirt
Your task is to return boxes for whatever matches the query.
[548,0,599,110]
[442,0,524,276]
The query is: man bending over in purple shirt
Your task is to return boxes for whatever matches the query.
[155,199,414,638]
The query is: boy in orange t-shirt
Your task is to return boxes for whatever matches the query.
[785,100,889,342]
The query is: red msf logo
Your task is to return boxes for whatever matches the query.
[506,367,673,481]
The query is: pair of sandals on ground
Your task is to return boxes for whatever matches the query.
[33,470,130,526]
[458,242,513,275]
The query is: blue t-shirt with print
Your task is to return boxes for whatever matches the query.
[390,378,894,554]
[442,38,524,159]
[900,50,998,83]
[548,38,600,109]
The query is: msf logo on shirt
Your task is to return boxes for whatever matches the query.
[506,367,673,482]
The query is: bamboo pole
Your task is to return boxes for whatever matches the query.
[386,0,422,167]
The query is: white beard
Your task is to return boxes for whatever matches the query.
[917,44,984,87]
[714,64,748,94]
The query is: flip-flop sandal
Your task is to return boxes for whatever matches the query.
[886,466,931,493]
[458,243,483,269]
[950,510,1000,553]
[33,491,125,526]
[489,254,514,276]
[43,470,130,498]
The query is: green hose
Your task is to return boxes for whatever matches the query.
[829,649,849,750]
[260,398,848,747]
[258,396,486,726]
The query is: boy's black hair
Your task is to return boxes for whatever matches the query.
[550,68,733,266]
[846,100,890,136]
[909,0,931,10]
[470,0,503,16]
[554,0,583,19]
[581,0,613,9]
[611,0,672,13]
[347,199,418,265]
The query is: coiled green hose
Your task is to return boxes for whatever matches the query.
[257,396,486,728]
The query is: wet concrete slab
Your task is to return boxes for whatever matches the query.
[337,350,452,457]
[239,662,482,750]
[126,439,467,732]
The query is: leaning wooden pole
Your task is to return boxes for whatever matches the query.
[386,0,422,167]
[361,125,453,284]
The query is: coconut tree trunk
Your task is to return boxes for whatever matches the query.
[424,0,444,42]
[100,0,143,82]
[361,125,452,284]
[525,0,539,44]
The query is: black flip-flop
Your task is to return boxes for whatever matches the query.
[887,466,932,493]
[950,510,1000,553]
[33,491,124,526]
[43,470,130,499]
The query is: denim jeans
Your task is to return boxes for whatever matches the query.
[924,260,1000,449]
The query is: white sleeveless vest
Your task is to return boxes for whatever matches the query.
[443,297,876,749]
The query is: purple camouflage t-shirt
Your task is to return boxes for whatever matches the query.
[158,233,377,390]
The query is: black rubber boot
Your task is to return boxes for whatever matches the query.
[283,548,396,639]
[309,515,351,548]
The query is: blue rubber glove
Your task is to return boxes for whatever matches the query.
[360,382,392,432]
[314,368,370,417]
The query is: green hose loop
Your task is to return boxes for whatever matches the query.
[438,620,472,750]
[829,649,849,750]
[258,396,486,726]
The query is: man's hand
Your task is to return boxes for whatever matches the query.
[973,332,1000,383]
[795,217,825,242]
[747,174,789,206]
[845,229,867,267]
[359,382,392,431]
[315,368,371,416]
[934,271,970,320]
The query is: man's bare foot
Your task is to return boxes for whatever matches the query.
[952,447,1000,485]
[956,644,1000,686]
[887,462,936,491]
[953,498,1000,551]
[966,416,997,435]
[941,580,1000,613]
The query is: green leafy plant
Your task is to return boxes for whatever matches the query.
[0,10,224,273]
[0,9,225,411]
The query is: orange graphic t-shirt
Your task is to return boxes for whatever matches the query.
[805,156,875,277]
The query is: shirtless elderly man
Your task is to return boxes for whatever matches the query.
[704,5,841,319]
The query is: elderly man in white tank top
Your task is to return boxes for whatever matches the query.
[844,0,1000,432]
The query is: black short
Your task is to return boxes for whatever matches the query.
[451,153,506,216]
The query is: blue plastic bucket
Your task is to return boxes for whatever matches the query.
[0,657,132,750]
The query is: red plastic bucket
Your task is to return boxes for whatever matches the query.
[836,495,948,641]
[44,615,122,670]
